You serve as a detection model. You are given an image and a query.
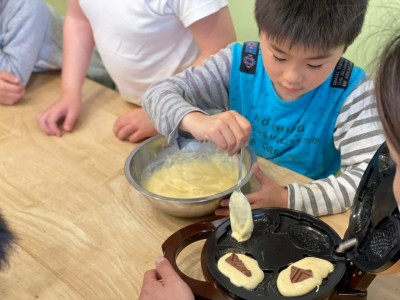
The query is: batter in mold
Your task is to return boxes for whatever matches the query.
[277,257,334,297]
[217,252,264,290]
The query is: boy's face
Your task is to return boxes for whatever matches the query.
[387,142,400,205]
[260,33,345,101]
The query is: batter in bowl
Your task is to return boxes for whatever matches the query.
[142,151,245,199]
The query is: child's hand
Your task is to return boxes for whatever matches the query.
[113,107,158,143]
[37,94,81,137]
[181,111,251,156]
[139,256,194,300]
[0,72,26,105]
[215,162,289,216]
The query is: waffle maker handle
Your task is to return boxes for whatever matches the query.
[162,217,230,300]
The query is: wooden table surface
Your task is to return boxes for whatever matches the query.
[1,72,385,300]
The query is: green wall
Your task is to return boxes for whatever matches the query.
[229,0,400,73]
[229,0,259,42]
[46,0,66,15]
[344,0,400,73]
[47,0,399,72]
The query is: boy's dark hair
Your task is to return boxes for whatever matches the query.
[255,0,368,50]
[376,34,400,155]
[0,213,14,269]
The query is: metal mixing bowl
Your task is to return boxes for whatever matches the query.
[124,135,256,218]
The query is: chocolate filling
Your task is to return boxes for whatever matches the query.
[290,265,313,283]
[225,253,252,277]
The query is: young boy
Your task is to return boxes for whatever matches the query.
[140,30,400,300]
[143,0,385,217]
[0,0,111,105]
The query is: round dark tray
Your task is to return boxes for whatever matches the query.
[163,208,347,300]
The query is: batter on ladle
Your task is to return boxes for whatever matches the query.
[229,190,254,242]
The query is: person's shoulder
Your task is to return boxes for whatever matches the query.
[342,73,375,105]
[330,57,367,91]
[8,0,47,12]
[231,41,260,52]
[166,0,228,7]
[1,0,48,25]
[162,0,229,26]
[22,0,50,18]
[151,0,228,12]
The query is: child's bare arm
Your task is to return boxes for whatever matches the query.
[189,6,236,66]
[37,0,94,136]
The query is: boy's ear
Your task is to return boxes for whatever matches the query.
[0,213,15,269]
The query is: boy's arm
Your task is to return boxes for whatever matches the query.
[188,6,236,66]
[143,46,233,144]
[168,0,235,66]
[37,0,96,136]
[60,0,95,98]
[287,78,385,216]
[0,0,48,85]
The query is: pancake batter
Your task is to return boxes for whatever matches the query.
[229,190,254,242]
[218,252,264,290]
[142,152,244,199]
[277,257,334,297]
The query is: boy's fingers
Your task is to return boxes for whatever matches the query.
[215,207,230,216]
[37,113,52,135]
[208,128,228,152]
[63,110,78,132]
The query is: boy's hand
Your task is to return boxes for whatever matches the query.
[139,256,194,300]
[181,111,251,156]
[113,107,158,143]
[215,162,289,216]
[0,72,26,105]
[37,94,81,137]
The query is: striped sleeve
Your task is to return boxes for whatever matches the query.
[287,77,385,216]
[143,46,233,145]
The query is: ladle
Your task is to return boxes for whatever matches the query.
[237,147,243,191]
[229,147,254,242]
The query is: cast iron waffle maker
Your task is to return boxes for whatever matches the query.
[162,142,400,299]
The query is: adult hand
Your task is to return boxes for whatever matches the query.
[181,111,251,156]
[215,162,289,216]
[113,107,158,143]
[139,256,194,300]
[36,93,81,137]
[0,72,26,105]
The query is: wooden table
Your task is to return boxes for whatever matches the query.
[0,73,351,299]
